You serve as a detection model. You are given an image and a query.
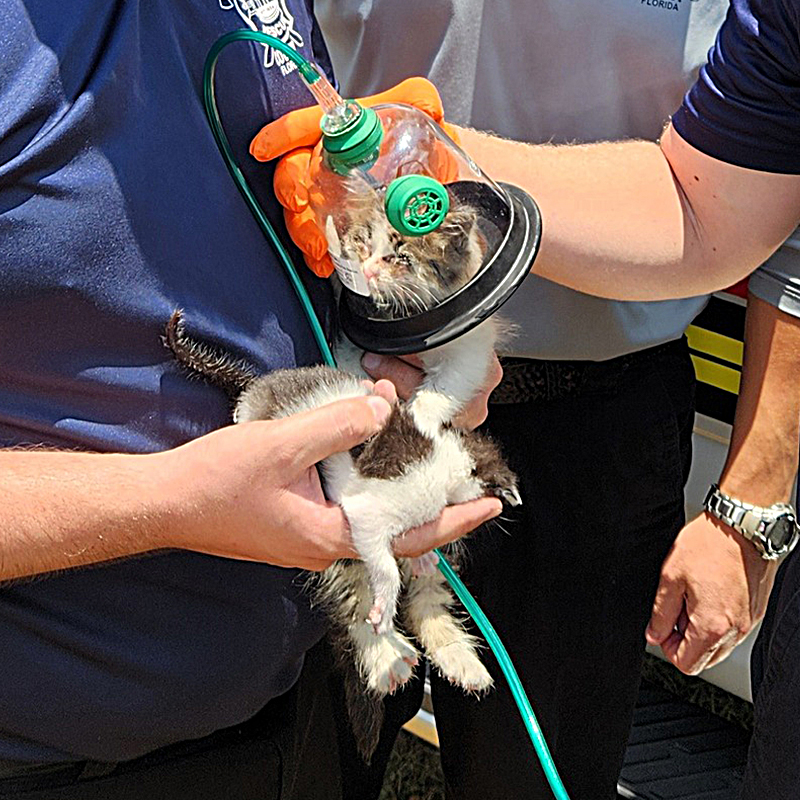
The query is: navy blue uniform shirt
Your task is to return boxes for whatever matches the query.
[0,0,334,762]
[673,0,800,173]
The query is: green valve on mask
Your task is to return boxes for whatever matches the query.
[384,174,450,236]
[321,102,384,174]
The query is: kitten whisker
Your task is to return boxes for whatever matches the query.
[403,286,428,313]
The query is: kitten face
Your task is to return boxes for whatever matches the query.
[335,191,486,318]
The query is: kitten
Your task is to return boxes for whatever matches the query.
[328,182,508,437]
[326,184,486,320]
[164,310,520,759]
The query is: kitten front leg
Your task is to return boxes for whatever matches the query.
[411,318,499,432]
[402,565,493,694]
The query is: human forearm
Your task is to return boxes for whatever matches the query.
[0,394,502,581]
[717,293,800,504]
[645,293,800,674]
[0,449,177,581]
[457,127,690,299]
[457,124,800,301]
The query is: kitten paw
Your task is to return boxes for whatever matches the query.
[429,641,494,694]
[362,631,419,695]
[497,486,522,506]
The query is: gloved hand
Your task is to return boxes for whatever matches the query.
[250,77,459,278]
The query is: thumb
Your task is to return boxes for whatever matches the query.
[647,572,686,645]
[283,395,392,469]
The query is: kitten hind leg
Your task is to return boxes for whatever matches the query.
[410,552,440,577]
[402,565,493,694]
[319,559,418,696]
[364,546,403,635]
[346,517,404,636]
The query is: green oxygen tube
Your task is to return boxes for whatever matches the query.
[202,30,571,800]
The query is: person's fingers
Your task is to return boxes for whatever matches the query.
[452,355,503,430]
[398,353,425,368]
[431,139,462,183]
[676,605,690,636]
[361,353,423,400]
[199,546,336,573]
[300,501,360,568]
[672,612,740,675]
[283,206,332,264]
[646,573,686,645]
[440,121,461,145]
[279,396,393,469]
[251,105,325,162]
[702,628,745,670]
[362,77,445,123]
[305,253,336,279]
[657,592,740,675]
[251,77,446,162]
[453,398,490,431]
[392,498,502,558]
[273,148,313,212]
[655,604,686,662]
[487,353,503,391]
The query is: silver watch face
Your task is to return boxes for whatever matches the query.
[764,515,798,555]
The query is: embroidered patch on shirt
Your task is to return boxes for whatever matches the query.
[219,0,304,74]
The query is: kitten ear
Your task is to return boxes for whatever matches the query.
[443,206,479,255]
[325,216,343,258]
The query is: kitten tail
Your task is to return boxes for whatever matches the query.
[164,309,258,399]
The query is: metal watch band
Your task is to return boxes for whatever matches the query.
[703,484,800,560]
[704,486,750,531]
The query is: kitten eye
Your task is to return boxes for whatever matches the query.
[392,252,413,268]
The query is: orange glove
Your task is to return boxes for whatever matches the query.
[250,77,459,278]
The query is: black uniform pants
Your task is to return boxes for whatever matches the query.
[430,338,695,800]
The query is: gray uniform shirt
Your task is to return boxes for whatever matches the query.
[749,230,800,318]
[316,0,727,359]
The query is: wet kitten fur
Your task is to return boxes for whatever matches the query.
[164,310,519,759]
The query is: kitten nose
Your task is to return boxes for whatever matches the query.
[362,256,385,282]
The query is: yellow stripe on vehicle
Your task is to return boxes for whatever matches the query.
[403,713,440,747]
[690,354,741,395]
[686,325,743,366]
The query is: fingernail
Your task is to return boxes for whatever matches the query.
[483,501,503,521]
[366,396,392,424]
[361,353,383,372]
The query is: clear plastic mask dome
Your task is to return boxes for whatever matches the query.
[308,101,541,354]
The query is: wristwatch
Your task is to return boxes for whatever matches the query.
[703,484,800,560]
